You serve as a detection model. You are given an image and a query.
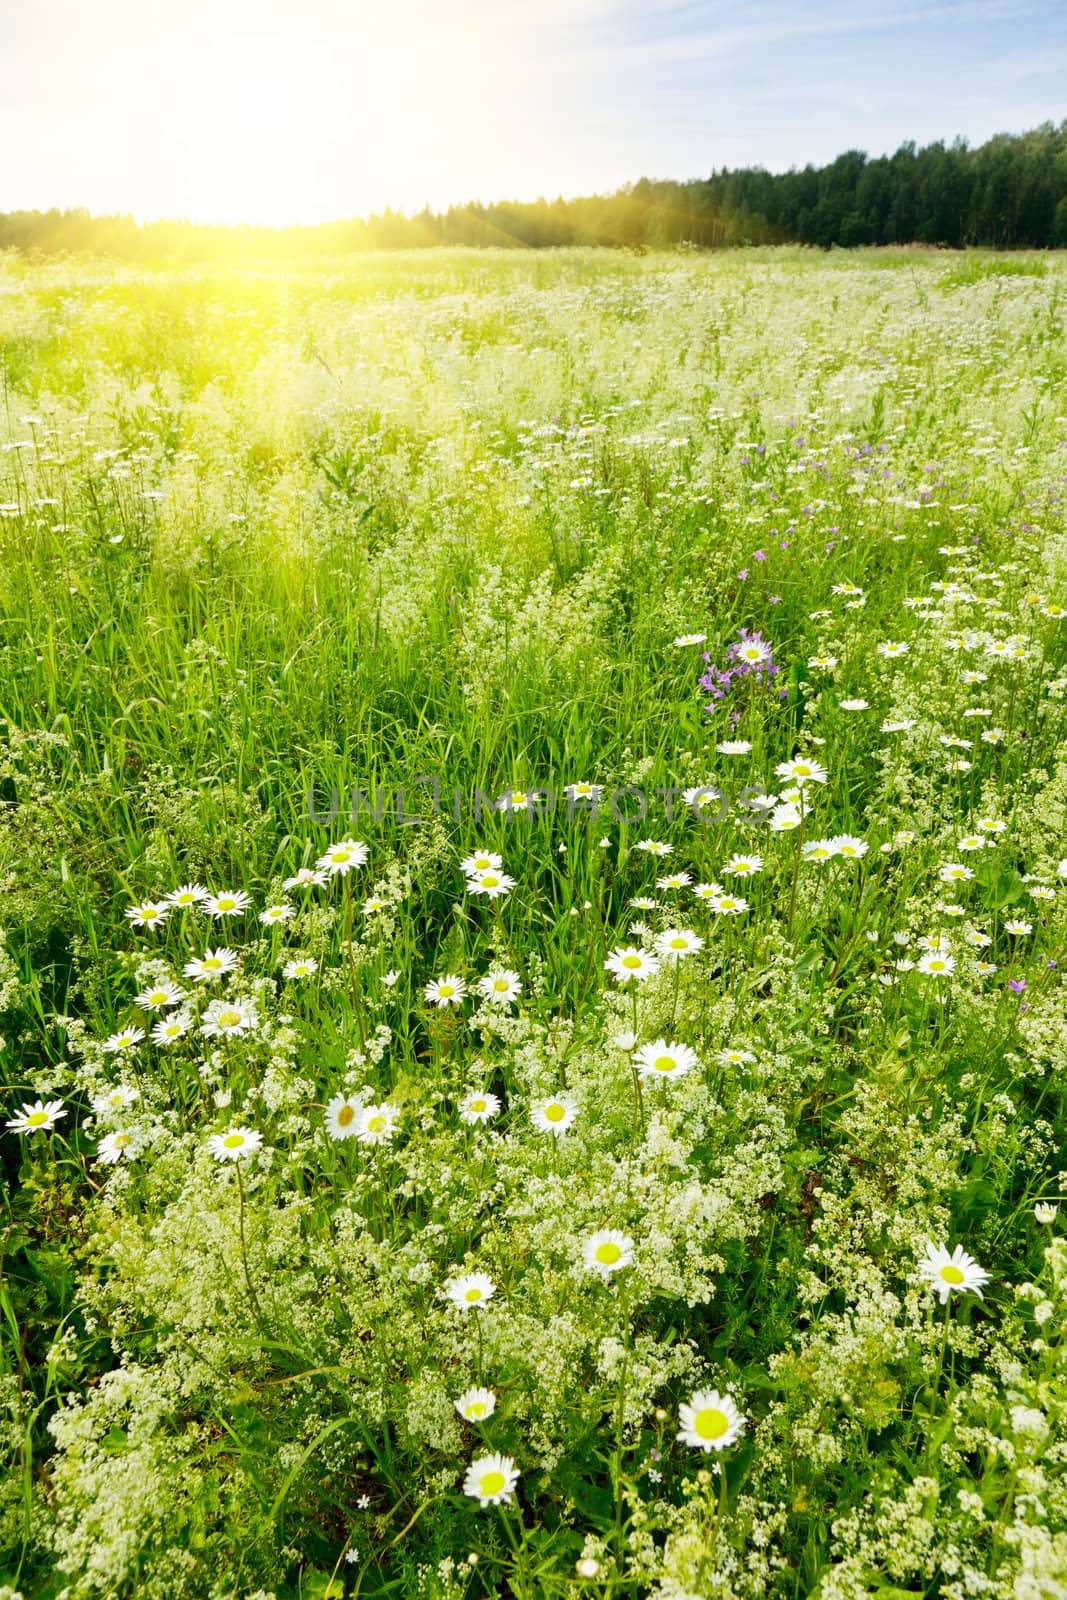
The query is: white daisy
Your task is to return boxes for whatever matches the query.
[446,1272,497,1311]
[531,1094,578,1137]
[316,839,369,877]
[425,974,467,1007]
[357,1103,400,1144]
[918,1240,990,1303]
[325,1093,362,1140]
[125,900,170,930]
[97,1130,135,1165]
[166,883,208,910]
[184,947,239,983]
[677,1389,746,1451]
[203,889,251,919]
[582,1229,635,1277]
[459,1091,502,1125]
[92,1084,140,1115]
[460,850,503,875]
[455,1386,497,1422]
[151,1010,192,1045]
[477,969,522,1006]
[201,999,257,1039]
[633,1039,699,1084]
[258,903,294,926]
[134,979,184,1012]
[103,1027,145,1053]
[466,869,515,900]
[282,957,318,980]
[463,1453,519,1507]
[604,947,661,984]
[6,1098,66,1134]
[207,1126,263,1162]
[654,929,704,961]
[723,854,763,877]
[282,866,327,890]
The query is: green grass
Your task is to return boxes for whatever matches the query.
[0,245,1066,1599]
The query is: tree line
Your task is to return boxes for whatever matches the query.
[2,122,1065,259]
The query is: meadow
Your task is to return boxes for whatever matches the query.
[0,243,1065,1600]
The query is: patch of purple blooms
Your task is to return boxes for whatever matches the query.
[700,628,782,711]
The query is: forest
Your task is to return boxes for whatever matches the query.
[2,121,1065,259]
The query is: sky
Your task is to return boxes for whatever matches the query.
[0,0,1064,225]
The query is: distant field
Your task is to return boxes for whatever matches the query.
[1,246,1065,1599]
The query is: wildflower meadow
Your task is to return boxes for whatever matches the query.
[1,245,1065,1599]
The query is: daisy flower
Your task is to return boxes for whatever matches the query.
[460,850,503,875]
[630,895,657,910]
[635,839,672,856]
[657,872,692,890]
[768,803,804,833]
[918,1241,990,1303]
[282,957,318,980]
[203,890,251,919]
[455,1386,497,1422]
[316,839,369,877]
[6,1099,66,1134]
[463,1453,519,1507]
[718,1047,755,1067]
[775,757,828,786]
[125,900,169,930]
[582,1229,635,1277]
[677,1390,746,1451]
[92,1084,139,1115]
[917,952,956,976]
[839,699,869,712]
[831,836,868,860]
[717,739,752,755]
[1004,919,1033,936]
[362,895,389,914]
[736,637,772,666]
[723,854,763,877]
[633,1039,699,1084]
[283,866,327,891]
[673,632,707,647]
[325,1092,362,1140]
[466,869,515,900]
[425,974,467,1007]
[478,969,522,1005]
[357,1103,400,1144]
[710,893,748,915]
[604,947,661,984]
[957,835,986,852]
[97,1130,134,1165]
[654,929,704,961]
[459,1090,502,1125]
[531,1094,578,1137]
[565,782,602,802]
[802,839,838,863]
[201,999,257,1039]
[151,1011,192,1045]
[446,1272,497,1311]
[103,1027,145,1053]
[207,1127,263,1162]
[259,903,294,926]
[939,863,974,883]
[691,882,725,901]
[134,979,184,1012]
[167,883,208,910]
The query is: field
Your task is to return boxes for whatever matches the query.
[1,244,1066,1600]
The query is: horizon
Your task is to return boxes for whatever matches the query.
[2,1,1065,227]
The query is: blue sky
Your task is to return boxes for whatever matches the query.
[0,0,1064,223]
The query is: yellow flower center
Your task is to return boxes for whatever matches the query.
[465,1287,482,1302]
[27,1111,49,1127]
[115,1134,131,1148]
[367,1115,386,1133]
[479,1471,505,1495]
[669,937,687,949]
[217,898,235,911]
[223,1134,244,1149]
[595,1242,622,1265]
[694,1407,729,1441]
[621,955,641,970]
[218,1011,241,1028]
[204,958,221,970]
[653,1056,677,1074]
[439,984,454,997]
[481,876,498,888]
[940,1264,965,1285]
[545,1104,565,1122]
[338,1105,355,1127]
[795,765,811,777]
[493,979,509,992]
[470,1099,487,1113]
